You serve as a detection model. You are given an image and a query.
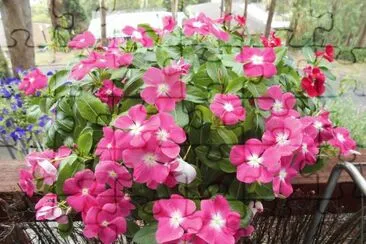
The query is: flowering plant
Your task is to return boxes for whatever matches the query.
[0,76,50,155]
[18,13,358,244]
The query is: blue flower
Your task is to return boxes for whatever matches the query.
[10,127,26,142]
[2,108,9,115]
[5,119,12,127]
[1,88,12,99]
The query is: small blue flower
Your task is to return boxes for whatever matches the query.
[5,119,12,127]
[2,108,9,115]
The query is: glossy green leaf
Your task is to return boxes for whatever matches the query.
[132,223,157,244]
[76,92,110,125]
[77,127,93,155]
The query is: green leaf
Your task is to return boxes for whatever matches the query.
[126,220,140,238]
[302,46,316,64]
[132,223,157,244]
[248,183,275,200]
[55,112,74,133]
[48,70,69,93]
[138,24,159,42]
[303,158,325,174]
[213,126,238,145]
[172,102,189,127]
[225,77,245,93]
[275,47,288,65]
[137,202,155,222]
[56,155,82,199]
[185,86,207,103]
[206,61,228,83]
[77,127,93,155]
[156,47,171,67]
[195,145,221,170]
[191,64,212,87]
[110,67,128,80]
[58,217,73,238]
[246,82,267,98]
[76,92,110,125]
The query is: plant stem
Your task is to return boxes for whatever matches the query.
[183,145,191,160]
[236,182,243,200]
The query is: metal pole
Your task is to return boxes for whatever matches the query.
[304,162,366,244]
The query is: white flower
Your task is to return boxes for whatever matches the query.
[172,157,196,184]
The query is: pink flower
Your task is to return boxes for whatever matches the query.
[63,169,104,214]
[301,66,326,97]
[210,93,246,125]
[153,194,202,243]
[163,58,191,76]
[35,193,64,222]
[19,169,35,197]
[95,80,124,108]
[260,32,282,47]
[329,127,357,156]
[162,15,176,32]
[210,23,230,41]
[293,135,319,170]
[122,26,154,47]
[105,39,134,67]
[302,112,333,144]
[95,127,125,161]
[141,67,186,112]
[95,160,132,190]
[70,62,92,80]
[235,47,277,78]
[234,15,246,26]
[151,112,186,158]
[230,138,280,183]
[216,14,233,24]
[83,204,127,244]
[19,68,48,95]
[96,189,135,217]
[257,85,299,118]
[183,13,211,36]
[68,31,96,49]
[262,117,303,156]
[114,104,160,147]
[122,138,171,188]
[315,44,334,62]
[196,195,241,244]
[272,156,298,197]
[34,159,58,185]
[54,146,72,167]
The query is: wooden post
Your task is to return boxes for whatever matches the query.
[99,0,107,46]
[264,0,277,37]
[171,0,179,20]
[243,0,248,18]
[0,0,35,75]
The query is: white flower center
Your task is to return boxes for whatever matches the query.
[279,169,287,181]
[170,211,184,228]
[157,83,169,96]
[156,129,169,141]
[105,89,113,95]
[337,133,345,143]
[80,38,85,43]
[192,21,204,28]
[29,77,35,83]
[107,143,112,149]
[314,121,323,130]
[210,212,226,230]
[109,170,117,178]
[272,100,283,112]
[100,59,106,63]
[276,132,289,146]
[78,64,84,69]
[81,188,89,195]
[223,103,234,112]
[251,55,264,65]
[101,220,109,227]
[143,153,157,166]
[247,154,263,168]
[129,122,144,135]
[302,143,308,153]
[132,31,142,39]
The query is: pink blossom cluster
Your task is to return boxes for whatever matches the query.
[18,68,48,95]
[153,194,253,244]
[95,104,195,189]
[230,85,357,197]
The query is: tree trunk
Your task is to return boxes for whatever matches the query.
[224,0,232,16]
[99,0,107,46]
[171,0,179,20]
[0,0,35,75]
[356,3,366,47]
[47,0,64,29]
[243,0,248,18]
[264,0,277,37]
[0,46,10,77]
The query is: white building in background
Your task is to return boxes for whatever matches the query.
[186,1,290,34]
[88,11,185,39]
